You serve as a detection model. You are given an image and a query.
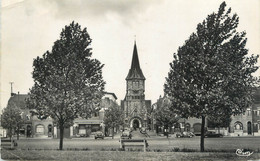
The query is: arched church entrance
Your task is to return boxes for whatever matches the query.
[130,117,142,130]
[133,119,139,130]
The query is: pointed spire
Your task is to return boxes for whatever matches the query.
[131,41,140,69]
[126,41,145,80]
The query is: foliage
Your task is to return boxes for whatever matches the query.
[1,104,23,139]
[103,103,124,138]
[164,2,259,151]
[207,109,232,128]
[154,96,179,129]
[27,21,105,150]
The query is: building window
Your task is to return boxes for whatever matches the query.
[234,122,243,130]
[79,125,86,135]
[94,112,99,117]
[36,125,44,134]
[185,123,191,132]
[247,109,251,116]
[26,115,30,120]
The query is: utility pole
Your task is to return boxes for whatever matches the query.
[9,82,14,96]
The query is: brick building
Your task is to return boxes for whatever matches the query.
[4,92,117,138]
[154,88,260,136]
[229,88,260,136]
[70,92,118,137]
[5,93,53,138]
[153,95,202,135]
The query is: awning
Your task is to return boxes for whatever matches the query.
[74,119,102,124]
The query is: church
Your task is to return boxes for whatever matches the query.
[121,42,151,130]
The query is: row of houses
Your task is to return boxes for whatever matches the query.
[154,88,260,137]
[3,88,259,139]
[1,92,118,138]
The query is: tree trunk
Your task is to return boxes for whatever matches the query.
[200,116,206,152]
[59,125,64,150]
[218,127,220,134]
[165,125,169,138]
[17,126,19,140]
[112,127,114,139]
[9,128,12,141]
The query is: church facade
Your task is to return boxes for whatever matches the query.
[121,42,151,130]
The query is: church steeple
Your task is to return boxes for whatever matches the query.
[121,40,151,129]
[126,42,145,80]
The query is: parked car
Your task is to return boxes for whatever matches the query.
[176,131,195,138]
[94,131,104,139]
[205,131,223,138]
[80,134,87,137]
[121,130,132,139]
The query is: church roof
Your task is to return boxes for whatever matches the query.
[126,42,145,80]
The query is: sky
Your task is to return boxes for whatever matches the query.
[1,0,260,111]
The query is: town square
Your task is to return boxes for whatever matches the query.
[1,0,260,160]
[1,136,260,160]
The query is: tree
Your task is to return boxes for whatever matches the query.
[207,108,232,134]
[27,22,105,150]
[1,106,23,140]
[103,104,124,139]
[164,2,259,152]
[154,96,179,138]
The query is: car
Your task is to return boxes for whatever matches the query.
[205,131,223,138]
[80,134,86,137]
[94,131,104,139]
[176,131,195,138]
[121,130,132,139]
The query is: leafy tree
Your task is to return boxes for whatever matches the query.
[164,2,259,152]
[154,96,179,138]
[103,104,124,139]
[1,105,23,140]
[27,22,105,150]
[207,108,232,134]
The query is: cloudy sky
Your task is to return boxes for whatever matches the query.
[1,0,260,110]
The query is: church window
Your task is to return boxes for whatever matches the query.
[133,81,139,89]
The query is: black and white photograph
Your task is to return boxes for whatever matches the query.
[1,0,260,160]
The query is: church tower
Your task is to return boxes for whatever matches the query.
[121,42,151,130]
